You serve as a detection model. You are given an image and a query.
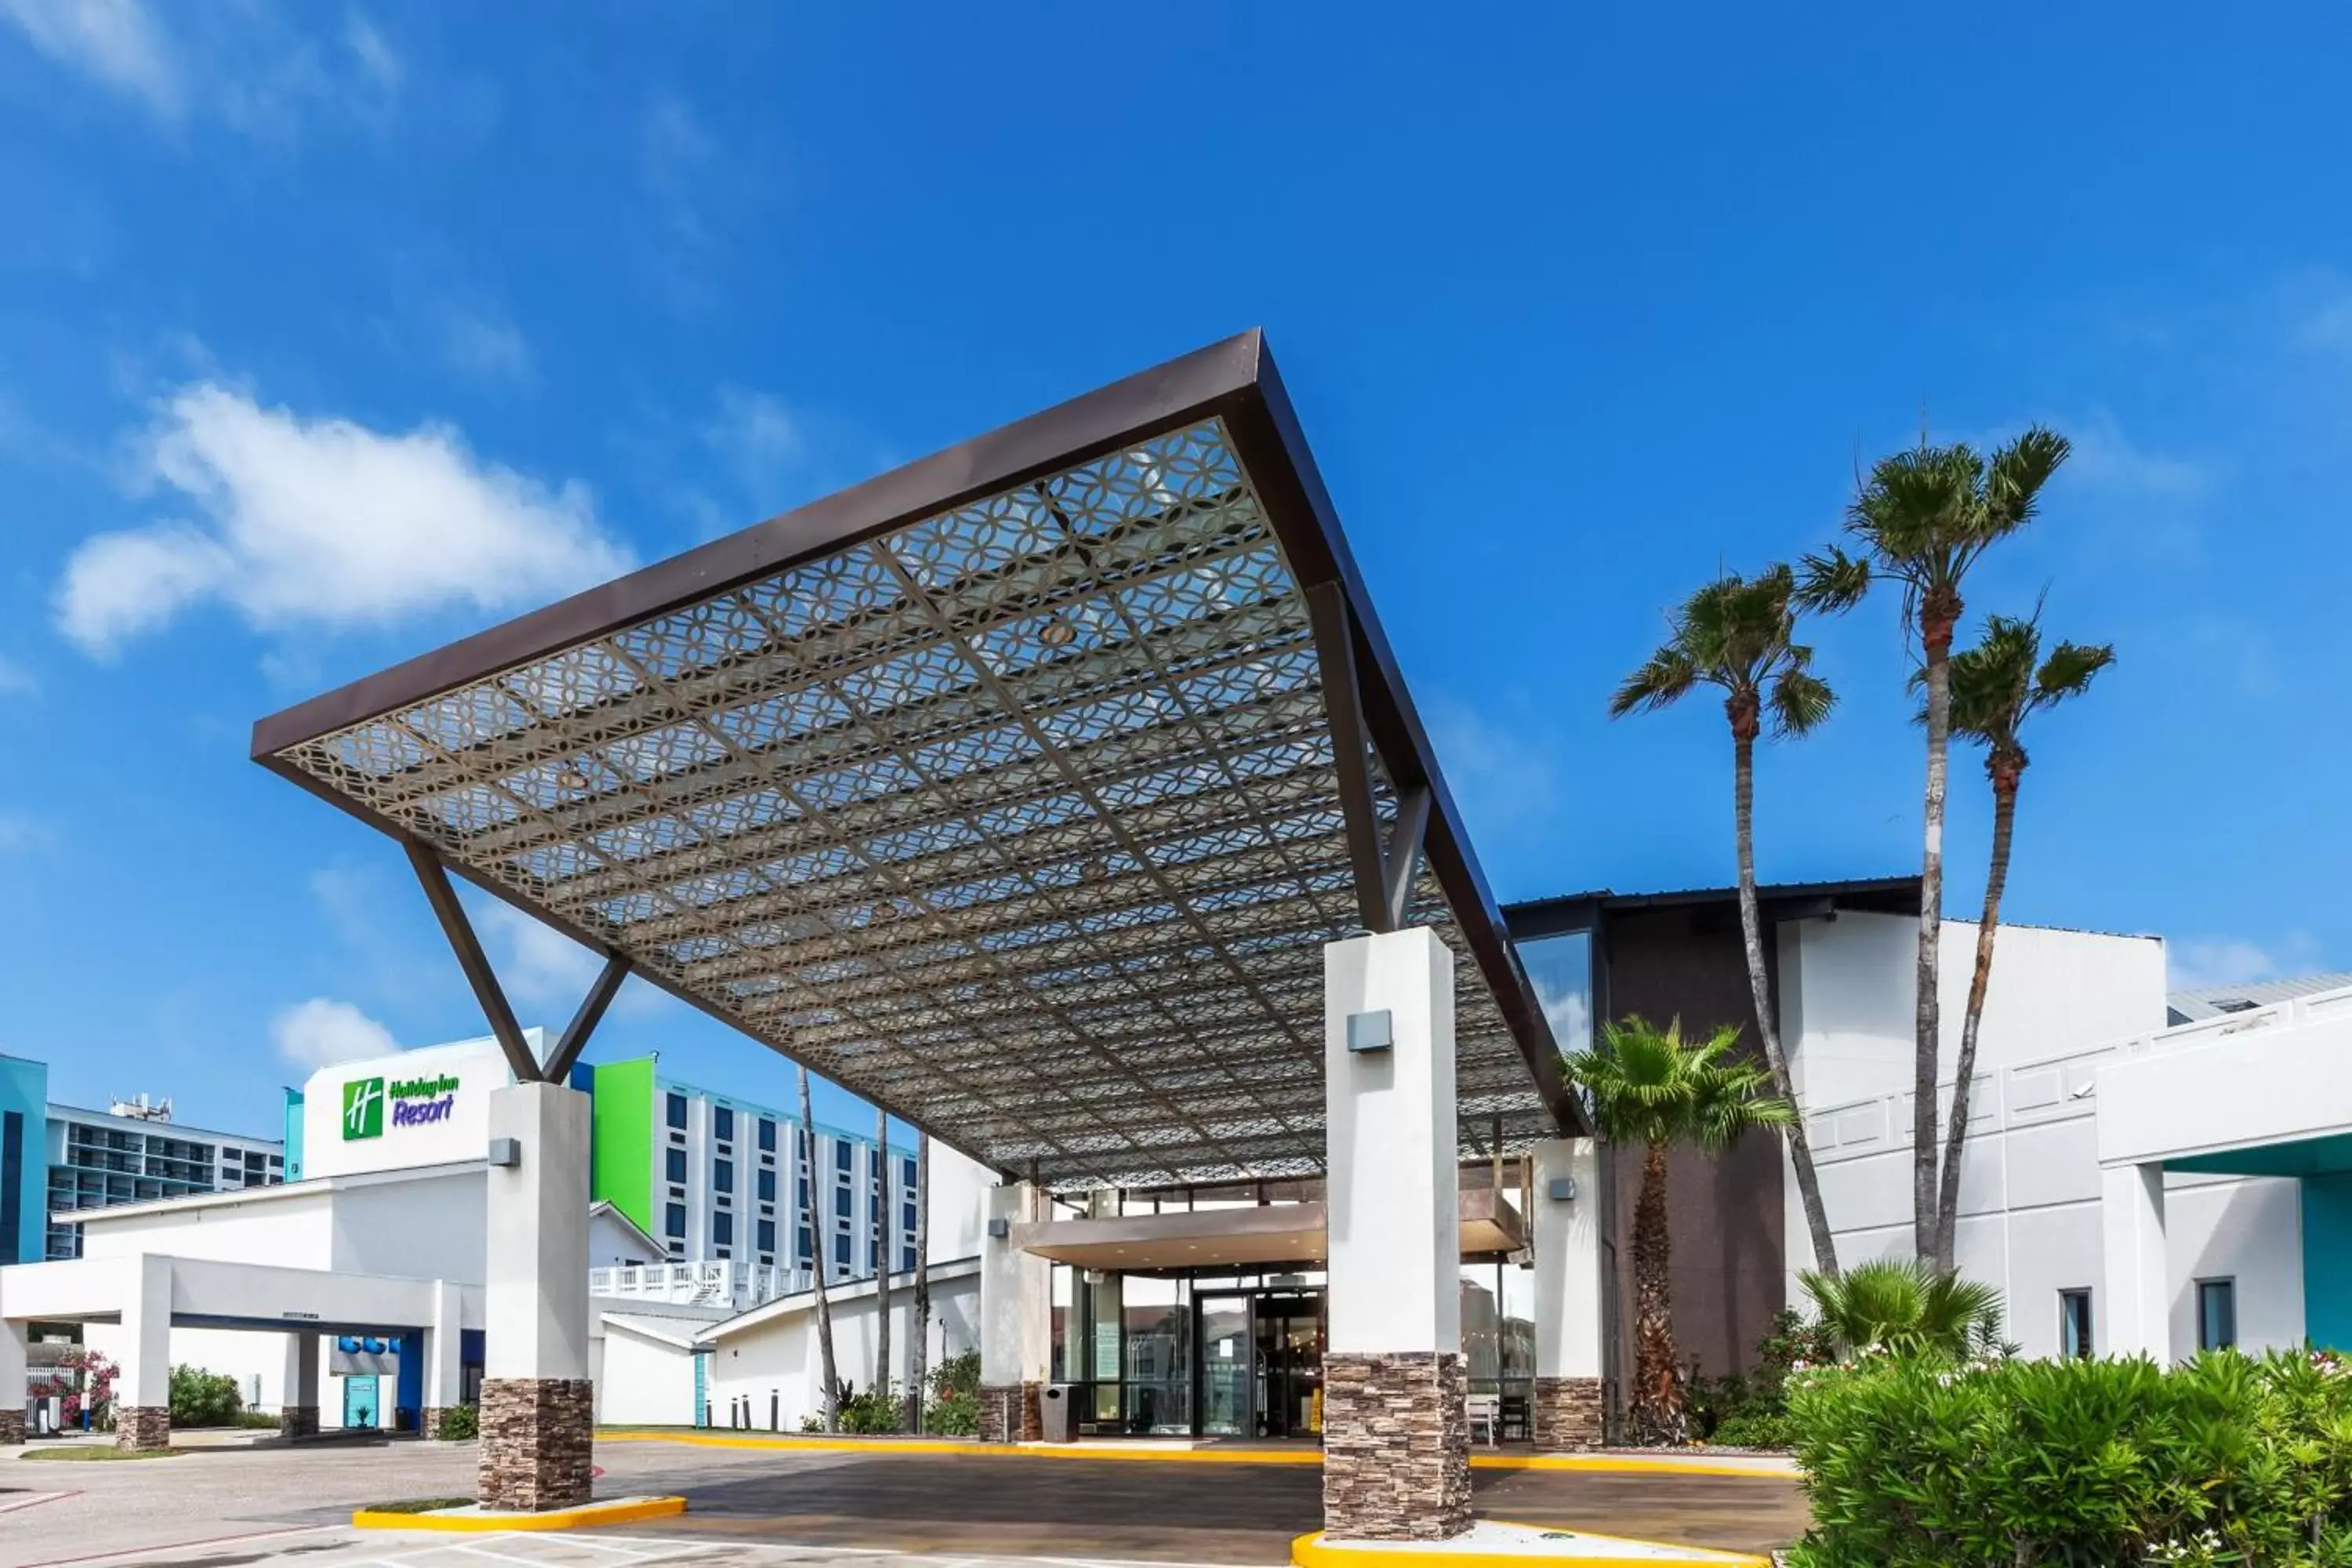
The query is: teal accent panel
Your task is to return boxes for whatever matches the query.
[0,1054,47,1263]
[283,1087,306,1182]
[2304,1173,2352,1351]
[2169,1131,2352,1179]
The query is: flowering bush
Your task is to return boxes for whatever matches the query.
[56,1348,117,1430]
[1787,1346,2352,1566]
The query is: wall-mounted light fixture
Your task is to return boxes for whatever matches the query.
[985,1217,1011,1240]
[487,1137,521,1168]
[1345,1009,1393,1054]
[1547,1175,1577,1202]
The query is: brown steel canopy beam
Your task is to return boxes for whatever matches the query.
[1381,786,1432,933]
[1303,580,1388,933]
[405,839,543,1083]
[542,952,632,1085]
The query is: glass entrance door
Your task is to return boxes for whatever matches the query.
[1197,1295,1252,1436]
[1253,1294,1323,1438]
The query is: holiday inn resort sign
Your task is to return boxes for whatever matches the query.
[340,1071,463,1140]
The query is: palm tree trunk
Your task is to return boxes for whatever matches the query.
[874,1106,891,1421]
[909,1133,931,1432]
[1933,758,2020,1273]
[1913,610,1955,1261]
[799,1065,840,1432]
[1629,1140,1684,1443]
[1733,725,1840,1279]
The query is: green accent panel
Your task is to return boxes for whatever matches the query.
[591,1056,656,1232]
[2305,1173,2352,1352]
[2169,1131,2352,1178]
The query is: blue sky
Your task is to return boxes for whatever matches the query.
[1,3,2345,1141]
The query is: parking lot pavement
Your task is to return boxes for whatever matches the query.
[0,1436,1807,1568]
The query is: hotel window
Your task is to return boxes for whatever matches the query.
[797,1227,812,1263]
[2058,1290,2092,1359]
[664,1202,685,1240]
[713,1106,734,1144]
[714,1159,734,1195]
[666,1093,688,1131]
[757,1168,776,1203]
[833,1232,851,1269]
[757,1118,777,1153]
[902,1156,916,1191]
[666,1148,687,1184]
[900,1243,916,1272]
[757,1218,776,1254]
[901,1200,917,1233]
[713,1211,733,1247]
[2198,1279,2238,1351]
[833,1185,851,1219]
[834,1141,852,1174]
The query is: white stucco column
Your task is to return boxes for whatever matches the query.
[426,1279,464,1436]
[0,1316,27,1443]
[2101,1162,2170,1359]
[479,1081,593,1510]
[1529,1136,1604,1448]
[116,1254,172,1450]
[1321,927,1469,1541]
[978,1181,1048,1442]
[279,1330,320,1437]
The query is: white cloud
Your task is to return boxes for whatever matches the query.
[2168,932,2325,993]
[0,0,176,114]
[271,996,397,1069]
[55,381,633,657]
[706,387,800,500]
[0,1,401,137]
[472,897,606,1006]
[2063,414,2209,501]
[442,311,534,384]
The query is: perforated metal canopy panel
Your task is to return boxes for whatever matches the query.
[253,332,1581,1189]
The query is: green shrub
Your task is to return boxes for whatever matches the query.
[435,1404,478,1441]
[1707,1404,1792,1449]
[1688,1308,1833,1446]
[1787,1346,2352,1567]
[925,1389,978,1436]
[167,1364,243,1428]
[840,1384,902,1434]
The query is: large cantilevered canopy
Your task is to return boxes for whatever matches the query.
[252,330,1583,1189]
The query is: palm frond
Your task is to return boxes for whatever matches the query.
[1768,665,1835,739]
[1795,546,1871,613]
[1608,647,1700,718]
[2031,639,2114,705]
[1563,1014,1791,1153]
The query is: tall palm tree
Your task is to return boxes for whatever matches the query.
[908,1133,931,1432]
[1610,563,1848,1280]
[1564,1015,1795,1442]
[1926,615,2114,1272]
[873,1105,891,1420]
[1798,1258,2004,1360]
[1799,426,2070,1261]
[797,1064,840,1431]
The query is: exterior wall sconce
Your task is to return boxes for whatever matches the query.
[985,1217,1011,1240]
[1547,1175,1577,1202]
[487,1137,521,1167]
[1345,1009,1393,1054]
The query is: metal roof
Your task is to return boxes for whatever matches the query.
[1502,876,1921,941]
[251,330,1581,1190]
[2169,972,2352,1023]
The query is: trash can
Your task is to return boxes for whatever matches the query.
[1040,1384,1076,1443]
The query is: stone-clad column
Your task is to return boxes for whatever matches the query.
[1322,928,1471,1541]
[478,1082,593,1510]
[0,1318,27,1444]
[279,1331,320,1438]
[978,1181,1047,1443]
[117,1254,172,1451]
[1530,1137,1605,1450]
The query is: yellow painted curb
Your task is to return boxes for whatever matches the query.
[1292,1526,1769,1568]
[597,1431,1795,1478]
[351,1496,686,1532]
[1471,1454,1801,1481]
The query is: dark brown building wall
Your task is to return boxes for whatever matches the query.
[1600,906,1786,1381]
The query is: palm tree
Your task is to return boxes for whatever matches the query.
[908,1132,931,1432]
[1610,563,1847,1281]
[1799,426,2070,1261]
[1564,1015,1795,1441]
[798,1064,840,1432]
[1925,615,2114,1272]
[1798,1258,2004,1360]
[873,1105,891,1421]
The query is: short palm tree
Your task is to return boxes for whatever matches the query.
[1926,615,2114,1272]
[1799,1258,2004,1360]
[1610,563,1846,1282]
[1565,1015,1795,1442]
[1800,427,2070,1261]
